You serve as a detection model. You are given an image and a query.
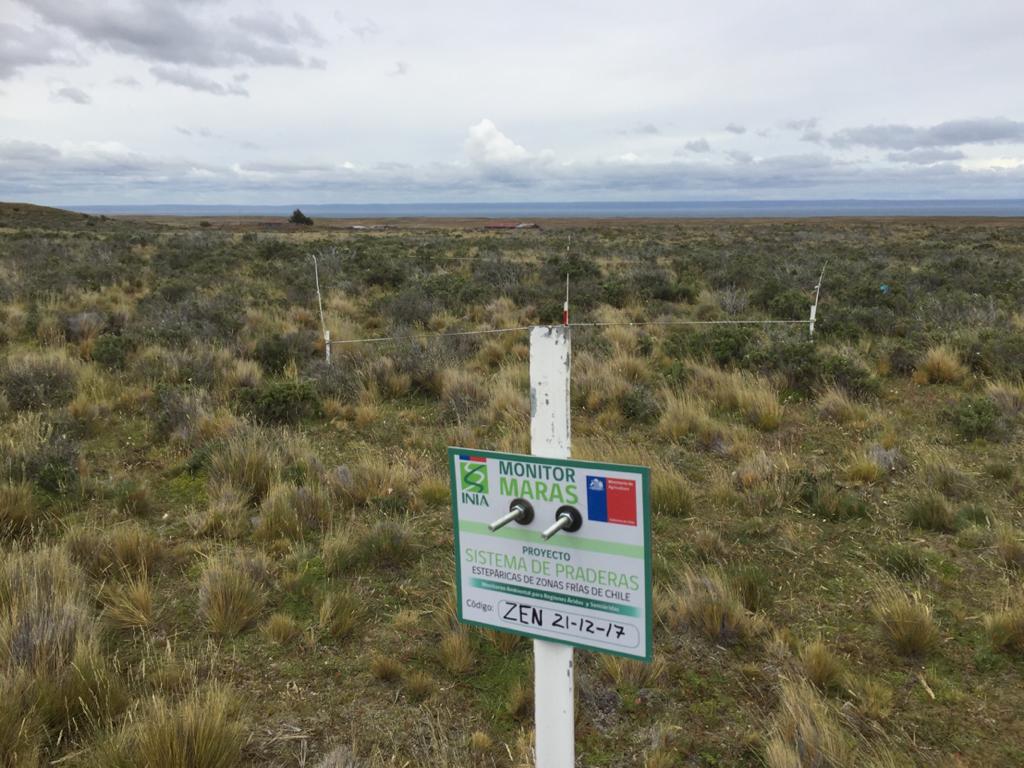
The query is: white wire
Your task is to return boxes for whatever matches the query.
[326,318,809,346]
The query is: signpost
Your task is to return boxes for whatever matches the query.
[449,448,652,660]
[448,326,652,766]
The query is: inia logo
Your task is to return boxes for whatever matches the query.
[459,455,489,494]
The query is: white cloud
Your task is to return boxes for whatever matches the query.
[465,119,532,165]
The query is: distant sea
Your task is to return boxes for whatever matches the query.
[70,200,1024,218]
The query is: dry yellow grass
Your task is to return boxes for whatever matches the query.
[101,575,154,630]
[845,449,887,484]
[439,628,475,674]
[994,523,1024,569]
[689,363,783,430]
[873,587,938,656]
[198,559,264,638]
[816,386,865,424]
[799,638,845,692]
[666,567,762,643]
[913,345,967,384]
[764,679,855,768]
[984,592,1024,653]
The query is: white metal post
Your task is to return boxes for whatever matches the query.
[529,325,574,767]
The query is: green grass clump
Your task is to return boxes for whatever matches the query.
[876,543,928,579]
[0,351,78,411]
[905,492,956,532]
[254,483,330,542]
[322,520,419,575]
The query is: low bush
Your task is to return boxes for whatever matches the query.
[0,352,78,411]
[91,334,134,370]
[237,379,319,425]
[949,395,1002,441]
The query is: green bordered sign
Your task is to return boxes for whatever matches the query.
[449,447,652,661]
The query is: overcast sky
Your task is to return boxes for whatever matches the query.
[2,0,1024,204]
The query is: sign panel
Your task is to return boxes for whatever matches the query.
[449,447,652,660]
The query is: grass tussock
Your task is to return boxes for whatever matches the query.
[254,482,330,542]
[994,523,1024,569]
[764,679,855,768]
[439,628,475,674]
[261,613,302,645]
[198,559,265,638]
[799,638,845,693]
[666,567,762,643]
[101,575,154,630]
[872,587,938,656]
[913,345,967,385]
[191,484,251,539]
[597,654,668,689]
[322,519,419,575]
[66,523,168,577]
[983,591,1024,653]
[905,491,956,532]
[370,655,404,683]
[688,363,784,431]
[0,482,38,539]
[816,386,865,424]
[100,685,244,768]
[844,449,888,484]
[208,433,280,506]
[329,456,413,511]
[318,591,360,641]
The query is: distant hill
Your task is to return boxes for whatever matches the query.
[0,202,121,230]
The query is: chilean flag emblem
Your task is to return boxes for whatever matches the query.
[585,475,637,526]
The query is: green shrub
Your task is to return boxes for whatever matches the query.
[949,395,1002,441]
[91,334,134,370]
[237,380,319,425]
[252,336,294,375]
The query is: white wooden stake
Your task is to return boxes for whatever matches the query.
[324,329,331,364]
[809,262,826,338]
[529,325,574,768]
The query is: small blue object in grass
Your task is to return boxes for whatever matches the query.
[880,284,891,294]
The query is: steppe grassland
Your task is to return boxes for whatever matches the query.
[1,204,1024,766]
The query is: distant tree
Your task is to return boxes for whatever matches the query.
[289,208,314,225]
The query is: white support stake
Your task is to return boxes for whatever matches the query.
[809,262,826,338]
[529,325,574,768]
[324,329,331,364]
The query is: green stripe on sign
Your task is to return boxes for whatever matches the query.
[470,578,640,617]
[459,520,644,559]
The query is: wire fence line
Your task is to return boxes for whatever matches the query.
[325,318,810,346]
